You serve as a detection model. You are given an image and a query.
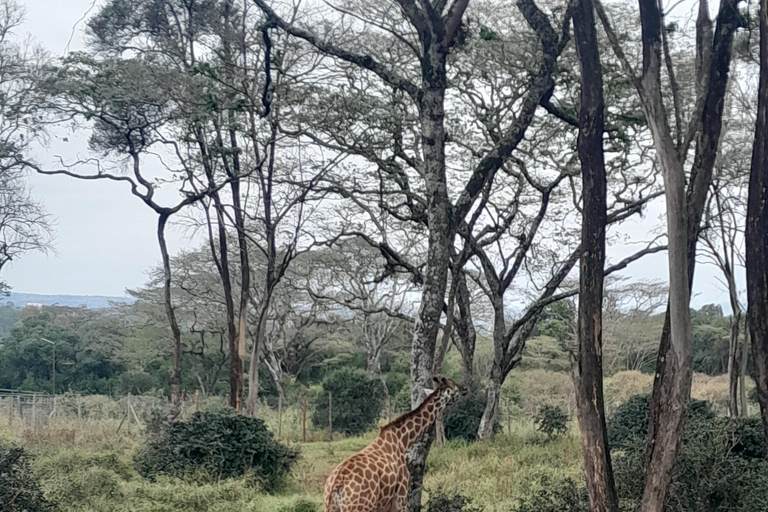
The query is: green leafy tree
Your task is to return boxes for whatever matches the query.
[0,310,125,393]
[312,368,386,436]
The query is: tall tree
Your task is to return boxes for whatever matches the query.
[746,0,768,459]
[0,0,52,280]
[41,56,217,417]
[596,0,742,505]
[571,0,618,508]
[249,1,469,507]
[297,240,415,380]
[701,174,747,417]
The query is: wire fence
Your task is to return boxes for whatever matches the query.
[0,387,540,443]
[0,390,397,442]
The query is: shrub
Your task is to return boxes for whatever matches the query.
[133,410,298,490]
[392,385,412,415]
[385,371,408,398]
[442,387,491,442]
[426,488,483,512]
[534,405,568,441]
[512,476,589,512]
[607,394,714,450]
[312,368,386,436]
[606,394,648,450]
[611,396,768,512]
[0,444,56,512]
[729,417,765,460]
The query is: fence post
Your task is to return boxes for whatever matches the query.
[17,395,23,422]
[328,391,333,442]
[302,395,307,443]
[277,394,283,440]
[195,389,199,413]
[388,395,393,423]
[7,396,13,428]
[32,393,37,429]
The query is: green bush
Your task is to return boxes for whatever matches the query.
[385,371,408,398]
[512,476,589,512]
[133,410,298,490]
[607,394,714,450]
[534,405,568,441]
[426,488,483,512]
[729,417,765,460]
[610,397,768,512]
[0,444,56,512]
[442,388,488,442]
[392,385,412,415]
[312,368,386,436]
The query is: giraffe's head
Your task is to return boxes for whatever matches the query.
[425,376,467,408]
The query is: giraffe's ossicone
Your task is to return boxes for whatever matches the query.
[324,376,465,512]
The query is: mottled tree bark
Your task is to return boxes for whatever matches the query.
[407,77,453,512]
[638,0,741,505]
[635,2,693,509]
[746,0,768,459]
[571,0,619,509]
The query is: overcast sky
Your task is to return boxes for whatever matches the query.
[2,0,740,311]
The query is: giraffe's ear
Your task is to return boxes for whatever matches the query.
[424,388,435,397]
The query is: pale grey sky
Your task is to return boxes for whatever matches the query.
[2,0,739,312]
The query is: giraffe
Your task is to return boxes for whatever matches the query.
[324,376,465,512]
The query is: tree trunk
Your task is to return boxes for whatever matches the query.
[158,214,183,419]
[639,0,739,501]
[229,141,249,412]
[366,346,383,379]
[453,270,476,385]
[478,288,507,441]
[246,302,268,416]
[214,202,240,411]
[636,0,693,509]
[477,369,502,440]
[740,326,749,417]
[571,0,619,508]
[746,0,768,459]
[728,309,742,417]
[223,1,250,410]
[407,73,452,511]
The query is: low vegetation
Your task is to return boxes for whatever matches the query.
[133,411,298,490]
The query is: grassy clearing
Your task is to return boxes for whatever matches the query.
[1,414,581,512]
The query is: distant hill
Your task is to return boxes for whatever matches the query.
[2,292,135,309]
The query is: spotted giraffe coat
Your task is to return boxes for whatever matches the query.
[324,377,462,512]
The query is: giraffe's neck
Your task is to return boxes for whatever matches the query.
[379,389,449,454]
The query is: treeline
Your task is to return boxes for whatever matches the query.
[0,280,743,401]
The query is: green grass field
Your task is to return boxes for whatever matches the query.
[1,416,582,512]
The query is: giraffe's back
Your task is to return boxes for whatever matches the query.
[324,446,404,512]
